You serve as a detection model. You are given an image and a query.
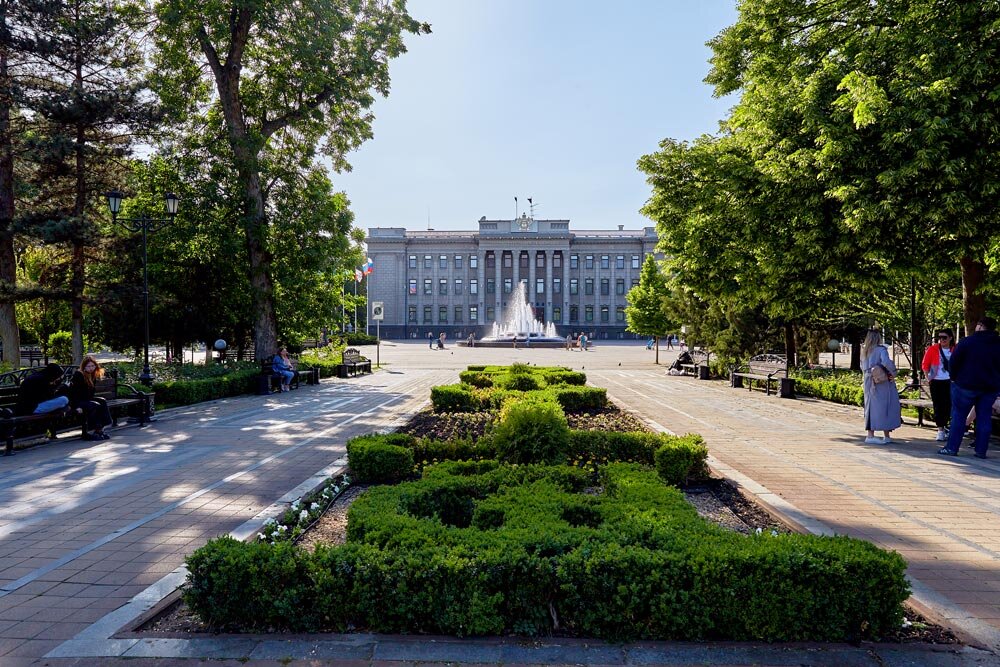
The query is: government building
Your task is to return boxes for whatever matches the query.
[365,215,658,340]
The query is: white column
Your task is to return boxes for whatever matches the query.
[476,251,485,326]
[544,250,553,324]
[494,252,502,320]
[562,251,568,325]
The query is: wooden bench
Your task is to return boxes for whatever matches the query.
[19,348,45,367]
[258,356,316,394]
[337,348,372,378]
[898,381,934,427]
[0,368,153,456]
[731,354,795,398]
[679,349,711,380]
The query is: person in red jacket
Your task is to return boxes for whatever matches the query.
[922,330,956,442]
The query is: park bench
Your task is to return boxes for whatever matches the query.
[258,355,317,394]
[20,348,45,367]
[337,347,372,378]
[0,368,153,456]
[679,349,712,380]
[731,353,796,398]
[898,381,934,427]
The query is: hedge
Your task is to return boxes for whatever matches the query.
[185,463,909,640]
[151,370,260,407]
[793,378,864,407]
[346,434,414,483]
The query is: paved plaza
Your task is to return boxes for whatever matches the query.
[1,341,999,665]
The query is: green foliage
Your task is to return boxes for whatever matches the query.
[793,378,865,407]
[344,333,378,346]
[458,371,493,388]
[550,386,607,412]
[493,399,570,465]
[346,434,415,484]
[431,385,481,413]
[542,370,587,386]
[654,436,709,487]
[185,464,909,640]
[151,370,260,406]
[625,255,673,338]
[495,373,543,391]
[568,430,685,466]
[46,331,74,364]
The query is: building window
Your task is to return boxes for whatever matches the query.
[570,254,579,270]
[616,306,625,322]
[520,252,529,269]
[470,255,478,269]
[631,254,640,269]
[409,279,417,295]
[503,252,512,268]
[470,305,478,322]
[570,279,578,295]
[487,278,495,294]
[601,255,610,269]
[455,279,463,294]
[585,305,594,322]
[503,278,512,294]
[601,305,610,322]
[470,279,478,295]
[553,253,562,268]
[454,306,463,323]
[570,305,578,322]
[536,279,544,295]
[408,255,416,269]
[535,303,545,321]
[439,278,448,295]
[486,306,495,321]
[601,278,609,296]
[423,279,432,295]
[424,255,431,269]
[553,306,561,321]
[439,255,447,269]
[423,305,432,323]
[585,255,594,269]
[486,252,495,268]
[455,255,462,269]
[616,278,625,295]
[585,278,594,295]
[554,278,561,294]
[631,278,639,288]
[536,253,545,268]
[439,306,448,323]
[616,255,625,269]
[408,305,417,323]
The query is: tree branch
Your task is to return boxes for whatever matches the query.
[260,83,339,139]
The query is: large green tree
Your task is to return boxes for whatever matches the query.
[154,0,428,359]
[625,255,673,364]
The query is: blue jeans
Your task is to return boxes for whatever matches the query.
[944,384,999,456]
[33,396,69,414]
[276,369,295,386]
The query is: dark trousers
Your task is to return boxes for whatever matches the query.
[79,397,112,432]
[929,379,952,429]
[944,384,999,457]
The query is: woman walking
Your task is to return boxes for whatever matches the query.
[67,356,113,440]
[861,329,901,444]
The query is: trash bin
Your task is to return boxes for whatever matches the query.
[256,373,272,396]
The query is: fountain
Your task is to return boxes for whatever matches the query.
[465,280,567,347]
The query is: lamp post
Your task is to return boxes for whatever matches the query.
[106,190,179,385]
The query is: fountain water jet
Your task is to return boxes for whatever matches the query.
[465,280,566,347]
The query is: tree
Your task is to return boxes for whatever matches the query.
[625,255,673,364]
[154,0,428,359]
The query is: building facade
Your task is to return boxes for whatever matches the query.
[366,215,658,340]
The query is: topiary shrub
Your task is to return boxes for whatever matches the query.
[551,386,607,412]
[492,398,570,464]
[458,371,493,388]
[431,385,480,412]
[346,434,415,483]
[496,373,544,391]
[543,370,586,386]
[654,435,709,487]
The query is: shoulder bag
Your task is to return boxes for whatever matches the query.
[870,364,889,384]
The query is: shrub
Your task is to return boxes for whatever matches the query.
[431,385,481,412]
[152,370,260,406]
[458,371,493,388]
[568,430,666,464]
[411,437,495,469]
[345,333,378,346]
[654,435,709,486]
[551,386,607,412]
[793,378,864,407]
[346,434,415,483]
[496,373,544,391]
[493,399,570,464]
[466,365,486,371]
[542,370,586,386]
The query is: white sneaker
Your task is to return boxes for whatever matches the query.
[936,431,948,442]
[882,437,893,444]
[864,436,881,444]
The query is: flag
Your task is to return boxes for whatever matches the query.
[364,257,374,274]
[354,268,363,282]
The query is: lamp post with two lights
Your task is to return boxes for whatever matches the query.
[105,190,179,385]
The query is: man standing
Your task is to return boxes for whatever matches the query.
[939,317,1000,458]
[428,332,434,349]
[15,363,70,416]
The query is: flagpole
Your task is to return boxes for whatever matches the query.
[366,273,370,336]
[354,278,358,334]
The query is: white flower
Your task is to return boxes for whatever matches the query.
[291,501,300,510]
[310,502,320,511]
[257,533,265,540]
[332,486,340,494]
[770,529,778,537]
[755,527,763,536]
[264,518,277,526]
[276,524,287,533]
[902,618,912,628]
[299,510,309,522]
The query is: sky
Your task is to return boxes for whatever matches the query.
[334,1,738,232]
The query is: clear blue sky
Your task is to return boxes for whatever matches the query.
[335,0,737,232]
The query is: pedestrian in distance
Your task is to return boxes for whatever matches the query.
[427,332,434,349]
[67,356,113,440]
[939,317,1000,458]
[272,347,296,392]
[861,329,901,444]
[15,362,70,416]
[565,334,572,351]
[666,335,674,350]
[468,333,475,348]
[921,329,955,442]
[580,333,588,351]
[438,332,446,350]
[646,338,655,350]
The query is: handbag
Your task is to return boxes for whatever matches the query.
[870,364,889,384]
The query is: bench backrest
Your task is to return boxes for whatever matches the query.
[747,353,788,377]
[342,348,361,364]
[0,367,119,408]
[690,349,710,365]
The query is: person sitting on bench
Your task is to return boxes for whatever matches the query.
[272,347,295,392]
[66,356,113,440]
[15,363,70,416]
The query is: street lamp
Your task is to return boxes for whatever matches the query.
[106,190,179,385]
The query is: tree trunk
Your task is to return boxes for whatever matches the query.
[70,24,85,365]
[784,322,796,367]
[0,26,19,369]
[959,255,986,336]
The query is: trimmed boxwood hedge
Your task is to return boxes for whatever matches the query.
[152,370,260,407]
[346,434,414,483]
[185,462,909,640]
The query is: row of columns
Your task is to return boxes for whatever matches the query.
[483,249,568,326]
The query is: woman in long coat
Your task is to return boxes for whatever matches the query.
[861,329,902,444]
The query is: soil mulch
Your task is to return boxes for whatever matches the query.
[139,477,959,645]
